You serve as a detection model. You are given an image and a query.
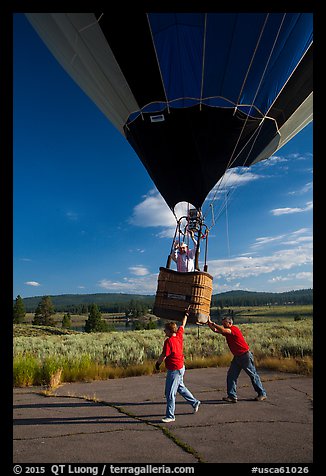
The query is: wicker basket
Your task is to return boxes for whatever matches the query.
[153,267,213,324]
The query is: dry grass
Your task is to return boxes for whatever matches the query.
[14,354,312,388]
[48,368,63,389]
[185,353,233,369]
[256,356,313,375]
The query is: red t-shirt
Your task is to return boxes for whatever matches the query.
[225,325,250,356]
[163,326,184,370]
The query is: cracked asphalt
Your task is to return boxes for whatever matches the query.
[13,367,313,464]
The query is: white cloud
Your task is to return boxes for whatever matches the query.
[221,169,261,187]
[295,271,313,280]
[287,152,313,161]
[127,248,146,254]
[288,181,313,195]
[129,171,263,235]
[128,266,150,276]
[270,201,313,216]
[156,228,175,239]
[129,190,174,228]
[251,234,286,248]
[291,228,311,235]
[129,191,196,238]
[282,236,313,246]
[251,228,311,250]
[98,274,158,294]
[268,271,313,283]
[253,154,289,170]
[66,211,79,221]
[253,152,312,174]
[96,230,312,294]
[24,281,41,287]
[208,248,312,281]
[207,229,312,283]
[206,168,261,200]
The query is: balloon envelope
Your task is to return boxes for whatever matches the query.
[26,12,313,211]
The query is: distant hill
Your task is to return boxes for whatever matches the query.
[17,289,313,312]
[212,289,313,307]
[18,293,154,313]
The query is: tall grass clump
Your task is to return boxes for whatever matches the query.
[13,354,63,387]
[61,355,100,382]
[13,354,40,387]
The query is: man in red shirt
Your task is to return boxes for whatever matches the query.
[208,315,267,403]
[155,310,201,422]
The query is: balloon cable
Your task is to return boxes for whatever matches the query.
[203,13,287,230]
[225,191,231,264]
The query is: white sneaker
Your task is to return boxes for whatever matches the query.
[222,396,237,403]
[161,417,175,423]
[255,394,267,401]
[193,401,201,413]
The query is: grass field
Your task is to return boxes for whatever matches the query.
[13,310,313,387]
[22,312,127,329]
[211,304,313,323]
[21,304,313,328]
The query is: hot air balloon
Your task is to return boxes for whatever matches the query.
[25,12,313,323]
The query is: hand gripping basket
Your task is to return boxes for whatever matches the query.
[153,267,213,324]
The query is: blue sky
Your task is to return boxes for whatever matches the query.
[13,13,313,299]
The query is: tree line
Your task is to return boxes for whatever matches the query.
[14,288,313,333]
[212,289,313,307]
[17,288,313,314]
[19,293,154,313]
[13,295,151,332]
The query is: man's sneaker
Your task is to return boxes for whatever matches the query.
[193,401,201,413]
[161,417,175,423]
[255,395,267,401]
[222,396,237,403]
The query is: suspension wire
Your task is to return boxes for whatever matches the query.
[202,15,270,223]
[171,13,272,228]
[225,191,231,262]
[203,13,287,231]
[186,202,190,246]
[206,119,265,228]
[210,202,215,228]
[171,14,287,236]
[146,13,170,111]
[199,13,208,111]
[224,191,234,281]
[224,13,286,173]
[204,227,209,271]
[234,13,270,113]
[203,121,265,228]
[169,223,178,255]
[208,15,270,193]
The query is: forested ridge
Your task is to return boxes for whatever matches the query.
[211,289,313,307]
[17,288,312,313]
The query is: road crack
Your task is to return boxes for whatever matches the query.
[38,390,205,463]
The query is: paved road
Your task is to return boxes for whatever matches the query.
[13,368,313,464]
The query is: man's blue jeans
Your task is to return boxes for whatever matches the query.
[227,351,267,399]
[165,366,199,418]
